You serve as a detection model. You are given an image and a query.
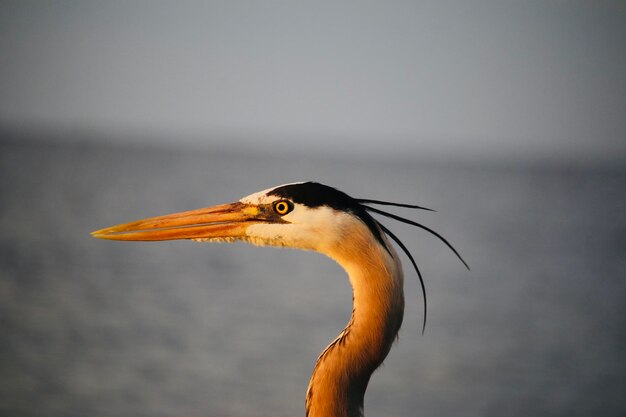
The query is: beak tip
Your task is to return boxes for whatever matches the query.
[91,228,112,239]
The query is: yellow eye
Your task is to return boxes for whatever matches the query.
[273,200,293,215]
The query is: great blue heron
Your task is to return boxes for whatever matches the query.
[92,181,468,417]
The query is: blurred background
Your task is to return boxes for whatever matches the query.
[1,1,625,416]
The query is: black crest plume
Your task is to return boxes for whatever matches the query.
[357,196,470,333]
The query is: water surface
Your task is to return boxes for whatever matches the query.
[1,137,624,416]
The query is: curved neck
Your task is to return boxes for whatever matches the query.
[306,230,404,417]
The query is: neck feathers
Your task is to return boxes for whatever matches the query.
[306,218,404,417]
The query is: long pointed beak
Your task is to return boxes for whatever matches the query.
[91,202,267,241]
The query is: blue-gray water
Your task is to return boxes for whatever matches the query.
[1,134,624,416]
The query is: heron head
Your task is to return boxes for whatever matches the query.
[91,182,385,253]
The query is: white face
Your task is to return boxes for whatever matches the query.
[239,187,355,252]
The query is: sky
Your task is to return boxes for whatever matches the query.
[0,1,624,162]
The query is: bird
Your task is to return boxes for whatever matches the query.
[92,181,468,417]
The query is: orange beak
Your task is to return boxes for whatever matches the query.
[91,202,271,241]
